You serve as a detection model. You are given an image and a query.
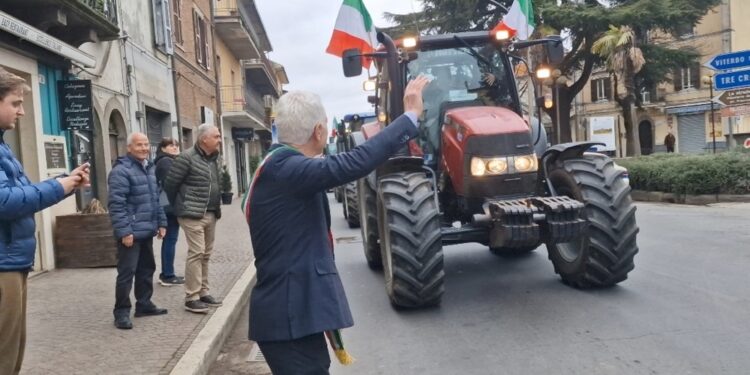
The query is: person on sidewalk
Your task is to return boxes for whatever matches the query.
[108,132,168,330]
[245,76,430,374]
[164,124,223,314]
[0,67,89,374]
[154,137,184,287]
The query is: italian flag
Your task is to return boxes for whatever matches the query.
[326,0,378,68]
[503,0,535,40]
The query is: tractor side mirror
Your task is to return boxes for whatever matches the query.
[545,35,564,66]
[367,95,378,105]
[343,49,363,77]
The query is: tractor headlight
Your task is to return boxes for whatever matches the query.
[470,154,538,176]
[487,158,508,174]
[513,154,538,172]
[471,157,487,176]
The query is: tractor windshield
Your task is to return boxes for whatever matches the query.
[406,43,515,156]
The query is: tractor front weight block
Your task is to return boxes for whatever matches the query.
[487,196,587,249]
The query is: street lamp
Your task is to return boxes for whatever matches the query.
[702,74,716,154]
[542,69,567,145]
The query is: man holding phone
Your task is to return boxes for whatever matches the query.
[108,132,168,330]
[0,67,89,375]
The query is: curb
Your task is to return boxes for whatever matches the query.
[631,190,750,205]
[169,262,257,375]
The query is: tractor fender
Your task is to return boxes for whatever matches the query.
[377,156,425,178]
[541,142,604,170]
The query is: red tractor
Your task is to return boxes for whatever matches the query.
[341,29,638,308]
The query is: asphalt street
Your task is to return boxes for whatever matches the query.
[213,198,750,375]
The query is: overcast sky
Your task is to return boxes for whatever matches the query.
[256,0,421,126]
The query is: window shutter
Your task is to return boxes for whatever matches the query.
[163,0,173,54]
[202,19,209,69]
[691,63,701,89]
[604,77,612,100]
[591,79,598,102]
[674,68,682,91]
[152,0,165,51]
[194,10,202,65]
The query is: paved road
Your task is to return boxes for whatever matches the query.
[215,198,750,375]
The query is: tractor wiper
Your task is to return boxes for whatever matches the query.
[452,35,494,72]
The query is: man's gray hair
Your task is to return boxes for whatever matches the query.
[126,132,147,146]
[275,91,327,145]
[197,123,218,141]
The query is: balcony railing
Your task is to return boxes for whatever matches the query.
[75,0,118,26]
[220,85,269,122]
[244,56,280,96]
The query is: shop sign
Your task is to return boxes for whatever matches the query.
[231,127,254,141]
[58,80,94,130]
[0,11,95,67]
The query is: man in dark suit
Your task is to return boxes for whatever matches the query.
[247,76,430,374]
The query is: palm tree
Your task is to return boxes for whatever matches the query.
[592,25,646,156]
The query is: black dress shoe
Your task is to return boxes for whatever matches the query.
[114,316,133,329]
[134,307,168,317]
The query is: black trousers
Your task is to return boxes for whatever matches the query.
[113,238,156,317]
[257,333,331,375]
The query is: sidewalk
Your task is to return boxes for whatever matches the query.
[21,200,254,375]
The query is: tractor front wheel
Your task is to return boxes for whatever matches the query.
[377,172,444,308]
[546,154,639,288]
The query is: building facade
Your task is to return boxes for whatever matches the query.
[576,0,750,155]
[172,0,218,148]
[0,0,120,270]
[213,0,287,197]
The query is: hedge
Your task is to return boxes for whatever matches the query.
[617,149,750,195]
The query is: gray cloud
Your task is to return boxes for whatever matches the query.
[257,0,420,129]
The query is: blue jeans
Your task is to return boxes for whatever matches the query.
[160,213,180,279]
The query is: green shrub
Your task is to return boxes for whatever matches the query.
[618,151,750,195]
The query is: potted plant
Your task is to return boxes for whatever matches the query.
[220,164,233,204]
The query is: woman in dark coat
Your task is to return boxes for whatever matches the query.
[154,138,184,286]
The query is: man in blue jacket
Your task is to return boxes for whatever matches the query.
[247,76,430,374]
[108,132,168,329]
[0,67,89,374]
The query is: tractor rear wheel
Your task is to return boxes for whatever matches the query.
[358,177,381,269]
[345,181,360,228]
[378,172,444,308]
[546,154,638,288]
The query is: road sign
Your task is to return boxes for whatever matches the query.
[714,69,750,91]
[714,88,750,106]
[745,138,750,149]
[706,50,750,71]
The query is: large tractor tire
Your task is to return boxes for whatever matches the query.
[358,177,381,269]
[345,181,360,228]
[546,154,638,288]
[377,172,444,308]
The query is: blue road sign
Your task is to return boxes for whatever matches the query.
[706,50,750,71]
[714,69,750,91]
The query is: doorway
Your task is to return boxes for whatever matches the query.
[638,120,653,155]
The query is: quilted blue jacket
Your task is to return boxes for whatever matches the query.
[107,155,167,240]
[1,131,65,272]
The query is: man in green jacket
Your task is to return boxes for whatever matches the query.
[163,123,222,313]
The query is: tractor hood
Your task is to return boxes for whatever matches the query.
[445,106,529,137]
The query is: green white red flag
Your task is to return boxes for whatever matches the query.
[326,0,377,68]
[502,0,535,40]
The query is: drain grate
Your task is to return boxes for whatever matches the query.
[247,344,266,362]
